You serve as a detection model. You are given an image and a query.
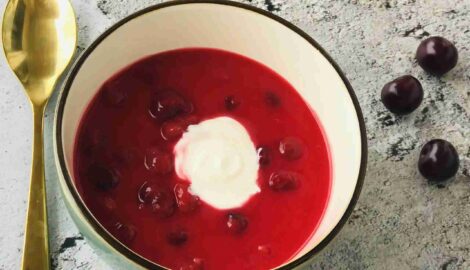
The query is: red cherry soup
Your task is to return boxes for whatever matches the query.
[74,48,331,270]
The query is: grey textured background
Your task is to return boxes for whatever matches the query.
[0,0,469,269]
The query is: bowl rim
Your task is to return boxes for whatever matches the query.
[54,0,368,269]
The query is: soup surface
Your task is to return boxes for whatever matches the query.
[74,48,331,270]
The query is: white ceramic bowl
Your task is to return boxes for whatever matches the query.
[54,1,367,269]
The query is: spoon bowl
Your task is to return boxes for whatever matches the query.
[2,0,77,269]
[3,0,76,104]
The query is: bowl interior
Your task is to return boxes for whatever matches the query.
[59,2,364,267]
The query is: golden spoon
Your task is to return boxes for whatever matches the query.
[2,0,77,269]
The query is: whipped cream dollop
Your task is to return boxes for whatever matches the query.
[174,116,260,209]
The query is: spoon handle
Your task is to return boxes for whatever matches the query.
[22,104,50,270]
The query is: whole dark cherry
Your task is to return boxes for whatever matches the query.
[167,229,189,246]
[137,181,176,217]
[381,75,424,115]
[226,213,248,234]
[113,222,137,246]
[416,36,458,76]
[160,115,198,141]
[150,190,176,218]
[269,171,299,191]
[418,139,460,182]
[137,181,158,204]
[224,95,240,111]
[86,164,120,191]
[148,90,192,121]
[161,118,186,141]
[257,146,271,167]
[144,148,173,175]
[279,137,304,160]
[265,91,281,107]
[174,183,200,213]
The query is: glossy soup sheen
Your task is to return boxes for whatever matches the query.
[74,48,331,270]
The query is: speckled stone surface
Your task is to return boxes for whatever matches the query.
[0,0,468,269]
